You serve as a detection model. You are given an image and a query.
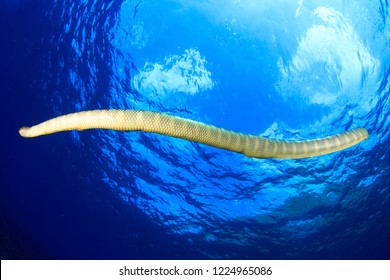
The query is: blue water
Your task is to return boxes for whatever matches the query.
[1,0,389,259]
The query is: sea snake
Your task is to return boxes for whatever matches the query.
[19,109,368,159]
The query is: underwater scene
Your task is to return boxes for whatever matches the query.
[1,0,390,259]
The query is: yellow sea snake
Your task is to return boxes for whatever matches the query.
[19,109,368,159]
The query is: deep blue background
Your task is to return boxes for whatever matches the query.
[1,0,389,259]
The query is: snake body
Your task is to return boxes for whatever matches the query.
[19,109,368,159]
